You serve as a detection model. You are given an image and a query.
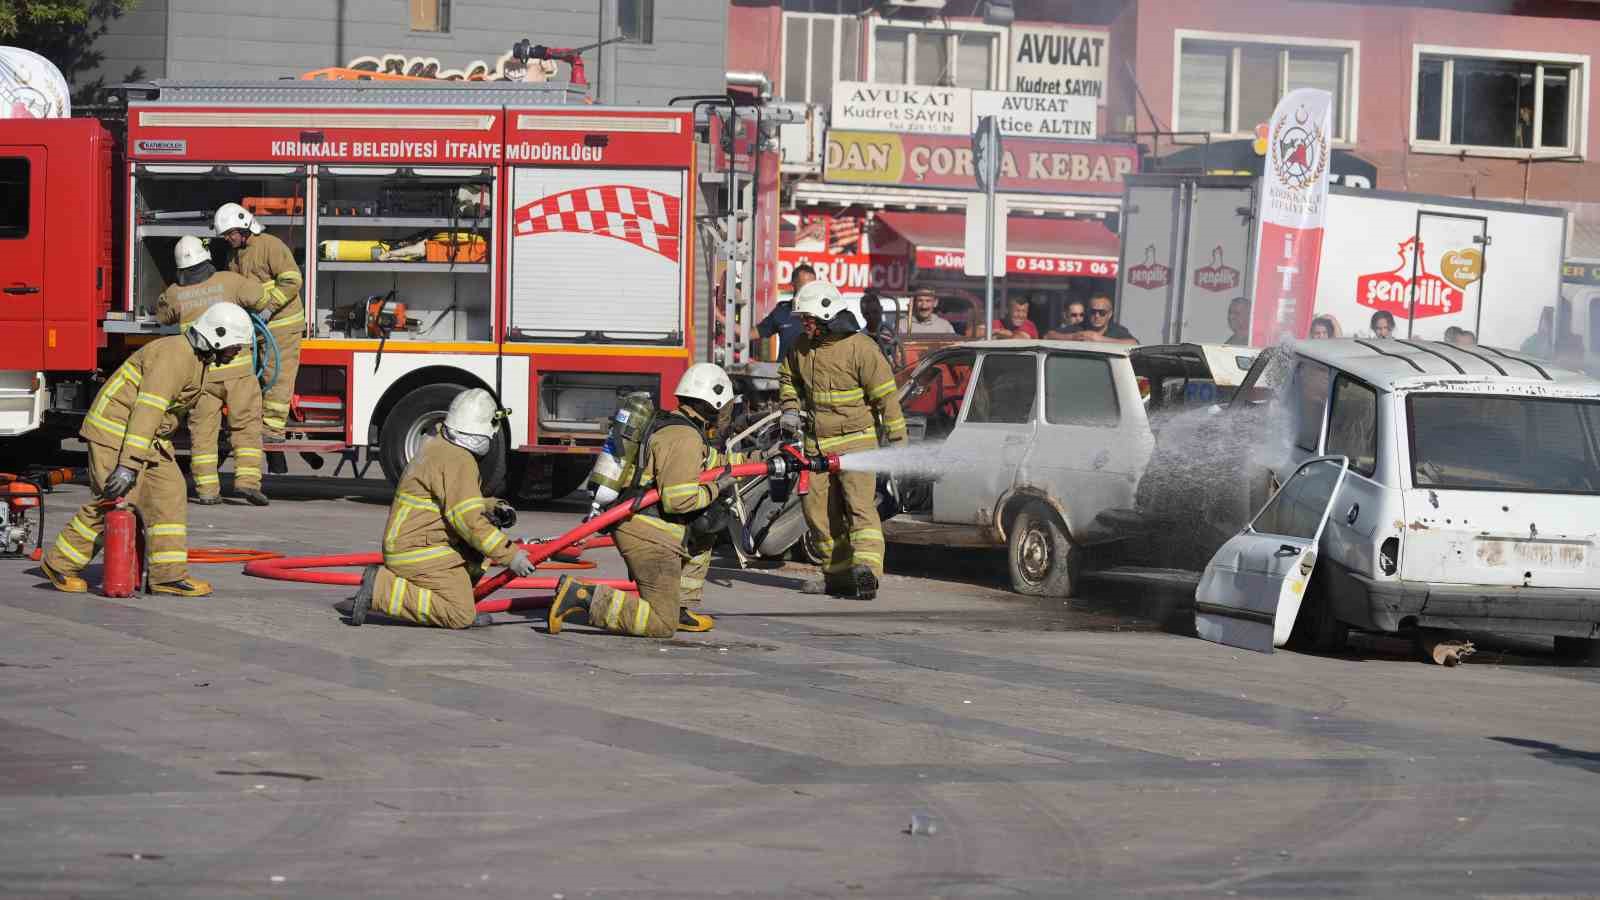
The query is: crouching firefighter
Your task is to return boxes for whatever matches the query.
[549,363,741,638]
[40,304,256,597]
[156,236,273,507]
[337,388,534,629]
[779,280,907,600]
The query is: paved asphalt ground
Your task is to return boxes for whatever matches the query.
[1,457,1598,898]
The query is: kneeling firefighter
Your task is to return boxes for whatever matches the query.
[779,280,906,600]
[156,236,273,506]
[338,388,534,629]
[549,363,740,638]
[40,303,255,597]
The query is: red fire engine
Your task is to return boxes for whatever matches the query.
[0,78,708,497]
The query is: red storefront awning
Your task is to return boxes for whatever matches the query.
[876,211,1119,279]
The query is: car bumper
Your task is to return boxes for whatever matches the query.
[1345,572,1600,638]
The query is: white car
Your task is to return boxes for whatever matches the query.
[1180,339,1600,661]
[884,340,1257,597]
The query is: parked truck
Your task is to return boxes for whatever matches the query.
[0,74,770,497]
[1115,174,1572,355]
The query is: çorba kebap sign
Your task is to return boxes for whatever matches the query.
[824,130,1136,196]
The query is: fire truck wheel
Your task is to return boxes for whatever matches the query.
[379,384,507,495]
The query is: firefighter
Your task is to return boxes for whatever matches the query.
[39,304,255,597]
[215,203,303,452]
[155,236,272,506]
[336,388,535,629]
[548,363,740,638]
[778,280,906,600]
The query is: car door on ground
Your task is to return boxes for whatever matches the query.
[1017,352,1148,536]
[931,352,1037,526]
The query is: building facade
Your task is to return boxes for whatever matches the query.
[83,0,728,107]
[728,0,1600,342]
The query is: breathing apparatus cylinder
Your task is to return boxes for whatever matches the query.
[587,392,657,516]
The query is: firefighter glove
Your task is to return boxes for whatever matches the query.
[508,550,536,578]
[487,500,517,529]
[713,468,736,498]
[104,466,138,500]
[779,410,803,435]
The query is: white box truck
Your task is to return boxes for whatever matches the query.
[1116,174,1571,356]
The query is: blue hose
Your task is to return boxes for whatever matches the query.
[250,312,280,393]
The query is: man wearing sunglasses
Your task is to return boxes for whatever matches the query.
[1066,292,1138,345]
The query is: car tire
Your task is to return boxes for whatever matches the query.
[1008,502,1079,598]
[379,384,506,495]
[1553,636,1600,665]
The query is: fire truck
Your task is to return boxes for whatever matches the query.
[0,76,733,498]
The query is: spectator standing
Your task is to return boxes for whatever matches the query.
[1370,310,1396,339]
[756,263,816,360]
[1224,297,1251,346]
[904,286,956,335]
[1067,292,1137,344]
[990,296,1039,339]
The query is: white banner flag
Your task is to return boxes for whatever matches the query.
[1249,89,1333,345]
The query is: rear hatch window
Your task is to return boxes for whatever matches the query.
[1408,393,1600,494]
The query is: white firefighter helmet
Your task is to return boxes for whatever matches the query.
[791,279,846,322]
[444,387,500,437]
[189,302,253,352]
[213,202,263,236]
[173,235,210,270]
[674,363,734,411]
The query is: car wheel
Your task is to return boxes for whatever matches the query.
[1008,502,1079,598]
[379,384,506,495]
[1553,636,1600,665]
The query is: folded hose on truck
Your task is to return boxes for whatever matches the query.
[249,312,280,394]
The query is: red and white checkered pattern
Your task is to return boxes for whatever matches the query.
[513,185,681,263]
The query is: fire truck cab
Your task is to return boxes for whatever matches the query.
[1,79,702,497]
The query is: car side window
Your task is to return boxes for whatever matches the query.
[1292,361,1332,453]
[902,351,976,440]
[1325,376,1378,477]
[1044,354,1120,426]
[1251,457,1344,540]
[965,354,1037,425]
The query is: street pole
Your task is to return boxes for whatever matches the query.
[984,175,996,337]
[972,116,1002,338]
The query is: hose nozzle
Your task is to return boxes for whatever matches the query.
[809,453,840,474]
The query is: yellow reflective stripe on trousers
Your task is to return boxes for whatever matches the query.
[148,523,187,538]
[388,575,407,615]
[191,453,219,465]
[633,514,686,540]
[867,379,897,400]
[881,416,906,435]
[236,466,260,479]
[68,516,97,541]
[236,447,263,459]
[853,551,883,566]
[849,528,883,544]
[631,601,651,636]
[150,550,188,564]
[602,594,626,631]
[53,534,89,565]
[416,587,433,624]
[384,545,457,566]
[194,473,220,486]
[816,429,876,452]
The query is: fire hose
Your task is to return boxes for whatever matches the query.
[242,447,839,615]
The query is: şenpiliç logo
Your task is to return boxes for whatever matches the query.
[1270,106,1328,192]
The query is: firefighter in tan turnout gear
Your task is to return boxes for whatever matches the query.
[337,388,534,629]
[216,203,303,452]
[779,280,906,600]
[156,236,272,506]
[40,304,256,598]
[548,364,741,638]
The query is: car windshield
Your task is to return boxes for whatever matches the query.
[1408,393,1600,494]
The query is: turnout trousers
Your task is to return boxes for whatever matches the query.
[800,467,884,588]
[45,440,192,584]
[188,375,264,497]
[576,527,690,638]
[370,557,483,630]
[261,312,302,439]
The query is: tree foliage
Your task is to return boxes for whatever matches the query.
[1,1,142,104]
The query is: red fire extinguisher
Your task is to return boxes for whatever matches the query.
[101,500,143,598]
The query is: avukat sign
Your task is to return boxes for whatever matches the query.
[1357,238,1464,320]
[1249,89,1333,345]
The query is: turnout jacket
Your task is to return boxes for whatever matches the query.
[382,436,520,572]
[80,334,207,469]
[617,415,741,555]
[155,270,271,382]
[778,331,907,455]
[228,232,305,335]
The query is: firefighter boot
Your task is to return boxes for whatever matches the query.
[150,578,213,598]
[548,575,593,635]
[40,559,88,594]
[851,564,879,602]
[471,613,494,628]
[678,607,715,632]
[801,575,855,598]
[236,487,270,507]
[192,493,222,506]
[334,565,377,626]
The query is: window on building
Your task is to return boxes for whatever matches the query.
[1175,33,1355,141]
[872,24,1000,89]
[1413,50,1582,153]
[782,7,863,107]
[618,0,654,45]
[0,158,28,239]
[409,0,449,33]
